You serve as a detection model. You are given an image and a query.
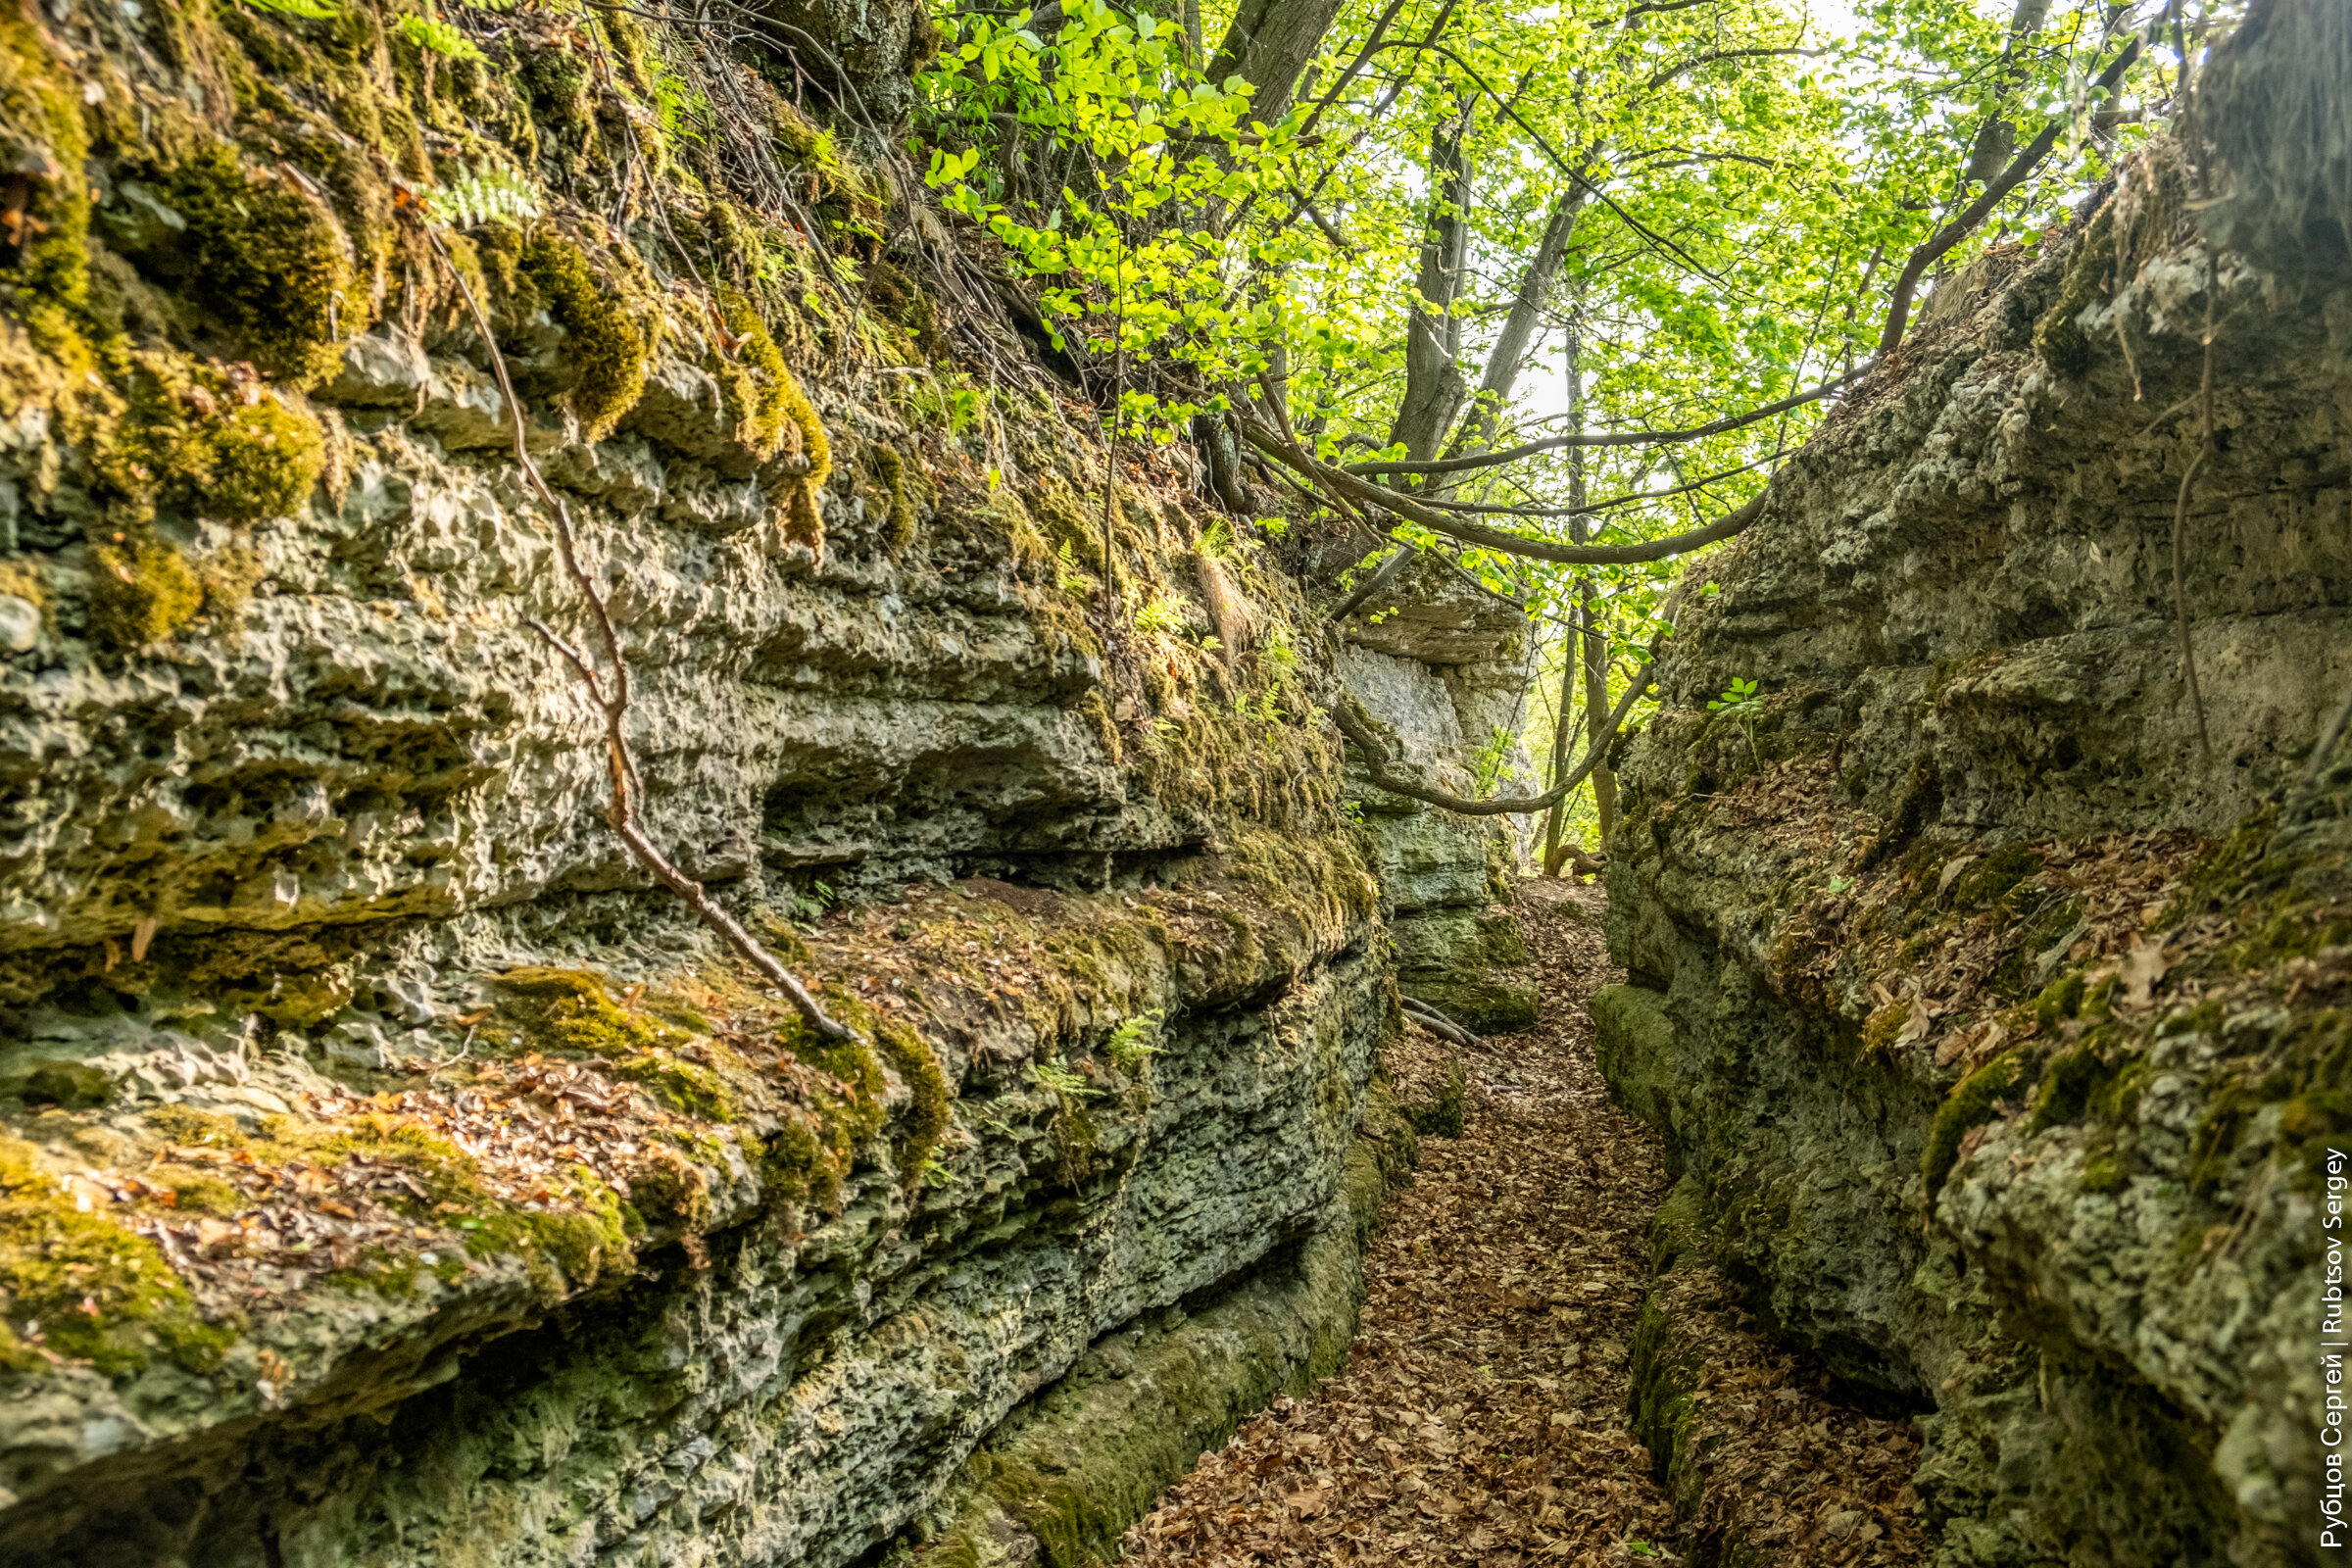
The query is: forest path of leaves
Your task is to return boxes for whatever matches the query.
[1119,882,1931,1568]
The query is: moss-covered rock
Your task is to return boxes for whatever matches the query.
[1596,105,2352,1568]
[147,142,353,387]
[522,233,654,438]
[86,535,202,648]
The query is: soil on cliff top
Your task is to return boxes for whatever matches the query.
[1120,881,1928,1567]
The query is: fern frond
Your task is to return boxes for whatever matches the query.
[423,163,545,231]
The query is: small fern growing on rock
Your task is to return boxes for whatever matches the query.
[424,163,542,231]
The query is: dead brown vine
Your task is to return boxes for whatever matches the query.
[421,225,855,1042]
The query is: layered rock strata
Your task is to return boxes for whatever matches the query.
[1335,551,1542,1034]
[1595,27,2352,1565]
[0,0,1445,1562]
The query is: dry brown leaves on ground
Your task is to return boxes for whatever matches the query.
[1120,882,1931,1568]
[1643,1260,1929,1567]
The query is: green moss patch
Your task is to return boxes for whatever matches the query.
[150,142,353,386]
[1924,1049,2027,1199]
[0,7,93,353]
[522,234,653,438]
[0,1138,232,1377]
[87,536,202,648]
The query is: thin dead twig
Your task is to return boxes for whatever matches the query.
[422,226,854,1042]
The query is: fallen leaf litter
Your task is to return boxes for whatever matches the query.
[1121,883,1929,1568]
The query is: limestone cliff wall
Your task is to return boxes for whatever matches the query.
[0,0,1441,1563]
[1333,551,1542,1034]
[1594,16,2352,1565]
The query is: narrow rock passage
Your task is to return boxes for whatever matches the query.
[1120,886,1930,1567]
[1122,882,1672,1564]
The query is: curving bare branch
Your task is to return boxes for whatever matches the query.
[1878,37,2142,354]
[1244,417,1768,565]
[423,227,855,1044]
[1333,667,1652,816]
[1344,368,1862,476]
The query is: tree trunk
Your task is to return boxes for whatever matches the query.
[1559,316,1617,841]
[1388,100,1475,464]
[1438,191,1582,487]
[1580,574,1617,839]
[1540,632,1579,875]
[1206,0,1348,122]
[1196,412,1257,514]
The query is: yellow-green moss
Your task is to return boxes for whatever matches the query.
[1861,1001,1909,1056]
[169,925,360,1025]
[0,559,46,631]
[871,442,918,550]
[874,1016,951,1190]
[864,257,947,360]
[88,536,203,648]
[1027,473,1100,567]
[2034,970,2089,1034]
[626,1147,712,1236]
[501,1176,633,1292]
[0,1137,233,1377]
[151,142,351,386]
[758,1112,845,1212]
[779,369,829,554]
[2030,1043,2108,1132]
[710,286,794,459]
[1951,843,2043,914]
[146,1097,649,1304]
[2080,1140,2128,1194]
[491,966,759,1122]
[493,965,685,1057]
[709,286,828,553]
[769,99,875,213]
[0,8,92,353]
[200,399,326,522]
[77,347,324,534]
[1924,1049,2026,1199]
[1081,689,1121,763]
[522,234,652,438]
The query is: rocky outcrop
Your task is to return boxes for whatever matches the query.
[1335,551,1542,1033]
[0,0,1432,1563]
[1594,18,2352,1565]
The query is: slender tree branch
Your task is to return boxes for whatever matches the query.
[422,226,855,1043]
[1345,368,1860,476]
[1401,447,1790,518]
[1245,418,1767,564]
[1645,45,1820,91]
[1616,0,1719,27]
[1327,544,1418,621]
[1266,1,1453,234]
[1333,666,1652,815]
[1877,37,2142,354]
[1337,38,1732,287]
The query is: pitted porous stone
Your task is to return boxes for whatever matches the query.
[1336,555,1541,1032]
[0,0,1508,1561]
[1592,108,2352,1568]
